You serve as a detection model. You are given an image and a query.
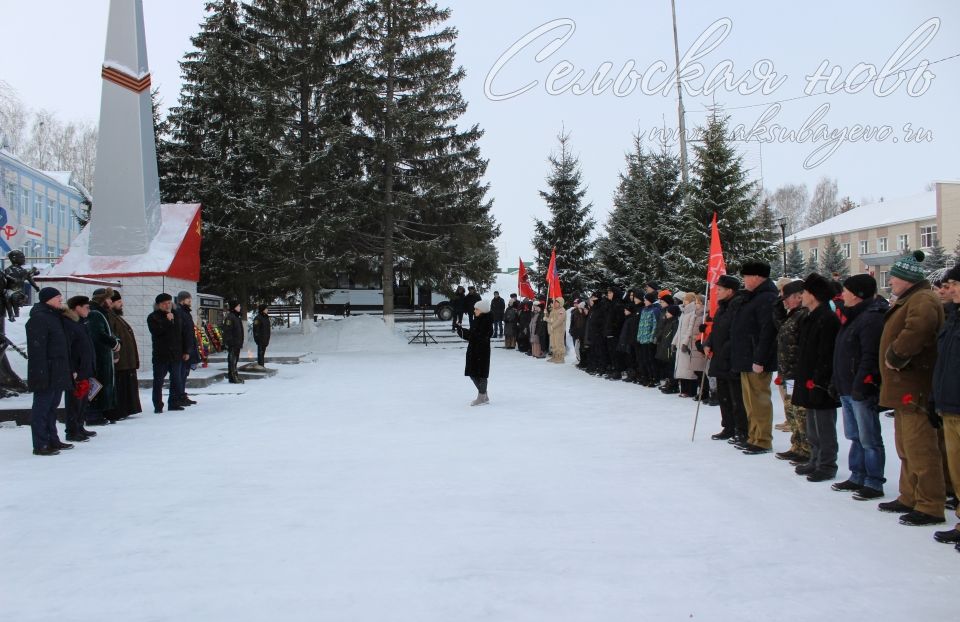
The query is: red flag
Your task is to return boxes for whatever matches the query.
[706,212,726,319]
[546,248,563,300]
[518,258,536,299]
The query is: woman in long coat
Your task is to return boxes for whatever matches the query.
[547,297,567,363]
[456,299,493,406]
[503,301,519,349]
[673,293,707,397]
[87,288,120,420]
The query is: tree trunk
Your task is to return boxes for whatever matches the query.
[380,0,396,324]
[301,272,315,328]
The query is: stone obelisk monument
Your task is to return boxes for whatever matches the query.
[89,0,161,256]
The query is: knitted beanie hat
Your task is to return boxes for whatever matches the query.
[889,250,926,283]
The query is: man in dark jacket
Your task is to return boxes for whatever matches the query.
[731,261,780,454]
[222,300,245,384]
[831,274,888,499]
[490,292,506,339]
[791,273,842,480]
[175,291,200,407]
[932,266,960,549]
[26,287,73,455]
[63,296,97,442]
[87,288,121,424]
[587,291,609,374]
[252,304,272,366]
[463,286,482,328]
[704,275,747,441]
[774,280,810,463]
[106,290,142,419]
[148,293,185,413]
[603,287,625,374]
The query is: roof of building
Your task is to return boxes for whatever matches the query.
[790,191,937,243]
[46,203,201,281]
[0,148,89,200]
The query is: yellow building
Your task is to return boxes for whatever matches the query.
[789,180,960,288]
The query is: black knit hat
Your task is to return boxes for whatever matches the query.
[110,290,122,302]
[660,294,675,306]
[67,295,90,309]
[38,287,61,303]
[803,273,834,303]
[843,274,877,300]
[945,265,960,284]
[666,304,681,317]
[644,292,658,303]
[740,261,772,278]
[716,275,741,291]
[782,280,805,298]
[155,293,173,304]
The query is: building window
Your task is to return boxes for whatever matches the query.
[841,243,851,259]
[59,203,66,228]
[897,234,909,250]
[4,185,14,213]
[920,225,937,248]
[877,237,888,253]
[859,240,869,255]
[34,194,43,219]
[810,248,819,264]
[21,189,29,216]
[47,199,56,224]
[879,271,889,288]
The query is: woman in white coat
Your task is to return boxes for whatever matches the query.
[673,293,707,398]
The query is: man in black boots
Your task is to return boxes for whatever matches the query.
[62,296,97,443]
[774,280,811,464]
[252,304,271,367]
[791,273,842,482]
[148,293,185,413]
[704,275,747,442]
[223,301,245,384]
[175,291,200,407]
[26,287,73,455]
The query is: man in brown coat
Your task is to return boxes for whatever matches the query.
[878,251,946,526]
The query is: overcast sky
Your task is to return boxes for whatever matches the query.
[3,0,959,269]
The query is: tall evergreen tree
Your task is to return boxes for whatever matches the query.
[244,0,364,319]
[531,130,596,297]
[925,236,948,271]
[160,0,271,305]
[355,0,499,318]
[672,111,776,290]
[804,251,819,276]
[820,234,849,278]
[785,242,805,278]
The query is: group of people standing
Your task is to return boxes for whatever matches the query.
[24,287,268,456]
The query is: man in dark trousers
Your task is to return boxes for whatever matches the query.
[26,287,73,455]
[704,275,747,442]
[490,292,506,339]
[464,286,482,328]
[62,296,97,442]
[252,304,271,367]
[223,301,245,383]
[175,291,200,407]
[148,293,185,413]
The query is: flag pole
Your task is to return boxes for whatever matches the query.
[692,213,722,442]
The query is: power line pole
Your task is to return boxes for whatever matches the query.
[671,0,689,187]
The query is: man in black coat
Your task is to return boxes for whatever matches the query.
[791,273,842,481]
[731,261,780,454]
[63,296,97,442]
[175,291,200,407]
[705,275,747,441]
[490,292,506,339]
[831,274,889,499]
[252,304,271,367]
[26,287,73,455]
[222,300,245,384]
[148,293,185,413]
[933,266,960,548]
[463,286,482,328]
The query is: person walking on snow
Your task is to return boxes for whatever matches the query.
[456,299,493,406]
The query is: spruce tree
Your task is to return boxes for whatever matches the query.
[672,111,777,291]
[531,130,596,297]
[161,0,270,305]
[355,0,499,317]
[925,236,948,271]
[820,235,849,278]
[803,251,819,276]
[785,242,805,278]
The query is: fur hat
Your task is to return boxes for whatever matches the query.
[92,287,115,304]
[803,273,834,303]
[716,275,741,291]
[890,250,927,284]
[67,295,90,309]
[782,280,805,298]
[177,290,192,302]
[474,299,491,314]
[155,293,173,304]
[38,287,61,304]
[945,265,960,284]
[843,274,877,300]
[553,297,565,306]
[740,261,772,278]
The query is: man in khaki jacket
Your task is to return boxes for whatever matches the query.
[878,251,946,526]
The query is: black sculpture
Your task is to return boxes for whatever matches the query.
[3,250,40,323]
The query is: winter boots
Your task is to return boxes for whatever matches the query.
[470,393,490,407]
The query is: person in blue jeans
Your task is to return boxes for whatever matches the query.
[147,293,185,414]
[831,274,889,499]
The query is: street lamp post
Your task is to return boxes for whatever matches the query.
[777,217,788,276]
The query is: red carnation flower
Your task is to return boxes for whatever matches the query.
[902,393,914,405]
[774,376,783,386]
[805,380,816,390]
[863,374,874,384]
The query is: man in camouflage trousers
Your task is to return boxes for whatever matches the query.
[774,280,810,463]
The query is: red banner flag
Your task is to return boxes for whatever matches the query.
[706,212,726,320]
[546,247,563,301]
[518,258,536,299]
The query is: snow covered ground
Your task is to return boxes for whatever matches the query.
[1,316,956,621]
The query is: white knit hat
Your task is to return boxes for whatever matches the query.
[474,299,491,313]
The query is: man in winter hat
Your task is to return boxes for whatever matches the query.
[878,250,947,526]
[932,265,960,549]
